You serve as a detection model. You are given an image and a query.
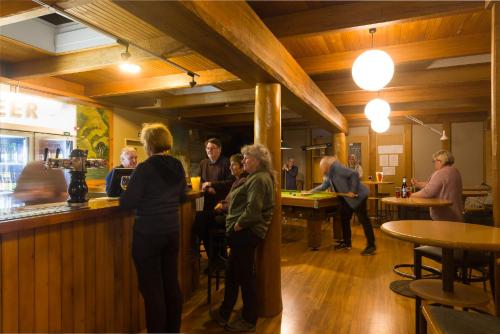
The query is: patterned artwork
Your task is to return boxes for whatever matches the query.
[76,105,111,179]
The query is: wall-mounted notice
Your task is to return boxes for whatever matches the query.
[389,154,399,167]
[382,166,396,176]
[378,145,403,154]
[379,154,389,167]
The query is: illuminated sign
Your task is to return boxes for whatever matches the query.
[0,91,76,134]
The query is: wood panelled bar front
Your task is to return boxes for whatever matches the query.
[0,192,200,333]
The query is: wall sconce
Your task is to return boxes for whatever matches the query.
[406,115,448,141]
[188,71,197,87]
[119,42,141,74]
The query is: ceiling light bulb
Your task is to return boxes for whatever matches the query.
[371,117,391,133]
[352,49,394,91]
[364,98,391,121]
[119,62,141,74]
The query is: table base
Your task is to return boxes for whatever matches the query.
[389,280,416,298]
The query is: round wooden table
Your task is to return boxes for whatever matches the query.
[382,220,500,332]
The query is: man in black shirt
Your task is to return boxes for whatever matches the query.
[195,138,234,264]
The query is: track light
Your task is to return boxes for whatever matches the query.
[119,42,141,74]
[188,72,197,87]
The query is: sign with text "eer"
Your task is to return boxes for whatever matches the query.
[0,91,76,135]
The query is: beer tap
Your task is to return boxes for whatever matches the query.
[45,149,107,207]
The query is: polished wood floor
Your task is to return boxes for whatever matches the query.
[180,221,493,334]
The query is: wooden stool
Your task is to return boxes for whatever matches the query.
[422,304,500,334]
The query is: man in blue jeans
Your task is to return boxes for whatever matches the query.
[319,155,376,256]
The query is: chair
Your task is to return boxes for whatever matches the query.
[421,304,500,334]
[207,228,227,304]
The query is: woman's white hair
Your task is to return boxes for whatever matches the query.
[432,150,454,166]
[241,144,276,181]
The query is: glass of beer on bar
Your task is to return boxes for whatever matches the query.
[190,176,201,191]
[395,187,401,198]
[376,171,383,183]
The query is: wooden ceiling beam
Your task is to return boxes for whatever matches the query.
[0,6,55,26]
[6,45,152,79]
[349,112,489,127]
[162,88,254,109]
[113,1,347,132]
[318,64,490,94]
[298,33,490,75]
[86,68,238,97]
[163,104,254,118]
[330,82,490,107]
[340,98,490,115]
[264,1,484,39]
[345,106,490,121]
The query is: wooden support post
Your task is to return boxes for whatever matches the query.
[442,121,451,151]
[254,83,283,317]
[491,3,500,316]
[333,132,347,165]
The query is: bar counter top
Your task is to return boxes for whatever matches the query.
[0,190,202,235]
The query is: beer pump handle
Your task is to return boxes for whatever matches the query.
[43,148,49,161]
[55,148,61,159]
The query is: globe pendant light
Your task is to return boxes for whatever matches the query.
[364,98,391,121]
[371,117,391,133]
[352,28,394,91]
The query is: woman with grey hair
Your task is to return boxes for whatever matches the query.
[210,143,275,332]
[411,150,463,221]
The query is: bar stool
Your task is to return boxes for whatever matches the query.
[207,228,227,304]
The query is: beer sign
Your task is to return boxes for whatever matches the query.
[0,91,76,135]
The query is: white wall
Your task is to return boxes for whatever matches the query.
[412,124,443,181]
[452,122,484,187]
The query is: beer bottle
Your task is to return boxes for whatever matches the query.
[401,177,408,198]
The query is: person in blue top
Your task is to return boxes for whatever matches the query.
[318,155,376,256]
[105,147,138,195]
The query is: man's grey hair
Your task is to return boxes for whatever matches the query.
[120,146,137,161]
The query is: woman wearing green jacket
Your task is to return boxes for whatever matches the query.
[210,143,275,332]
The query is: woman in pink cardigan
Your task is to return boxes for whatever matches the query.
[411,150,463,222]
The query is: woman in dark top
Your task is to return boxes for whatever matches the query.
[120,123,187,333]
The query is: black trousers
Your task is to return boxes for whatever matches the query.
[194,210,226,259]
[220,229,261,325]
[339,197,375,247]
[132,230,183,333]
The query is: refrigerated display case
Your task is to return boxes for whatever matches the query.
[0,130,33,193]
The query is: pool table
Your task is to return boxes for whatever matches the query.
[281,191,340,250]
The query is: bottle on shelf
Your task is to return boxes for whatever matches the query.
[401,176,408,198]
[0,145,8,163]
[10,143,18,163]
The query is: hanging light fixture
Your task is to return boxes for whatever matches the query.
[352,28,394,91]
[119,42,141,74]
[371,117,391,133]
[364,98,391,121]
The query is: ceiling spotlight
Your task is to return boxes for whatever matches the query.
[119,43,141,74]
[188,72,197,88]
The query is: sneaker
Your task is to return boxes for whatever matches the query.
[334,242,352,251]
[361,245,376,256]
[225,316,256,332]
[209,308,229,327]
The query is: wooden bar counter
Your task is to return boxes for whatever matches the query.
[0,191,201,333]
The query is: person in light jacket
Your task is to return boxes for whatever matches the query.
[319,156,376,256]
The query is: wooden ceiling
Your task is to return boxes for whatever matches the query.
[0,0,492,130]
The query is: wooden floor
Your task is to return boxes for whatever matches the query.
[180,221,493,334]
